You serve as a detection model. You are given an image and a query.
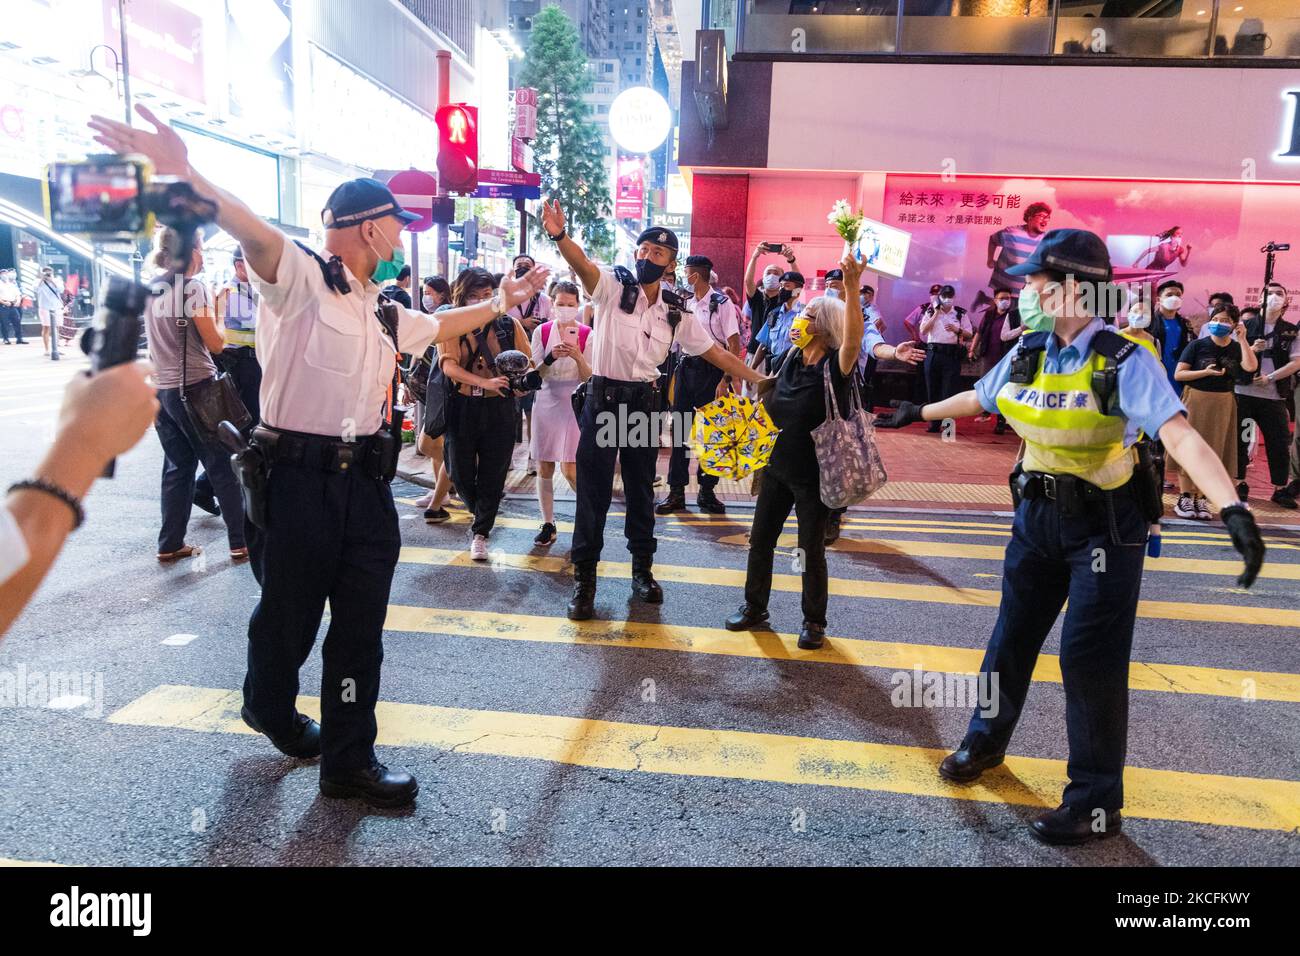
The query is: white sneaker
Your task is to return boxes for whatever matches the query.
[1173,493,1197,519]
[1194,496,1213,521]
[470,534,489,561]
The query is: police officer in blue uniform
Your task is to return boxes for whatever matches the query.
[90,106,550,808]
[539,199,768,621]
[881,230,1265,844]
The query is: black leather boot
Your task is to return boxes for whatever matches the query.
[655,489,687,515]
[1030,804,1122,845]
[568,560,597,620]
[938,736,1006,783]
[320,760,419,808]
[797,621,826,649]
[725,604,769,631]
[630,555,663,603]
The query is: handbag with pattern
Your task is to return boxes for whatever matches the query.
[810,362,887,508]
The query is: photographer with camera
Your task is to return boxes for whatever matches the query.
[538,198,769,622]
[89,105,549,809]
[1,362,158,638]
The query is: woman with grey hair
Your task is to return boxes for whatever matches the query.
[725,252,919,648]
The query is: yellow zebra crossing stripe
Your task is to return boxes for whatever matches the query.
[398,547,1299,629]
[382,605,1300,703]
[106,684,1300,833]
[711,532,1300,581]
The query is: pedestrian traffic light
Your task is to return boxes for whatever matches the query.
[436,103,479,194]
[448,219,478,261]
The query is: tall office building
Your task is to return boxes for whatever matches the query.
[508,0,608,59]
[609,2,653,88]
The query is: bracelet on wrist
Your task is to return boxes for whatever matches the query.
[8,479,85,529]
[547,228,567,242]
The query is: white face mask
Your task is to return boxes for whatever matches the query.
[1161,294,1182,312]
[552,304,580,323]
[824,288,840,300]
[422,294,437,311]
[1127,309,1151,330]
[763,274,780,292]
[996,298,1011,313]
[1267,293,1286,314]
[939,296,954,307]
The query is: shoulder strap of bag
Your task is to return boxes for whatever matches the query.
[539,320,554,351]
[821,357,842,423]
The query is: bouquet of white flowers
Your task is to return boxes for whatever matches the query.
[827,199,866,258]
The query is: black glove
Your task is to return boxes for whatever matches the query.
[875,400,925,429]
[522,369,543,392]
[1221,504,1265,588]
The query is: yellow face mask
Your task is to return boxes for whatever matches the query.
[789,316,815,350]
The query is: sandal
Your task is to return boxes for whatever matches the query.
[230,547,250,562]
[157,545,199,563]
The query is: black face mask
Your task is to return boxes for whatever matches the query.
[635,259,667,285]
[778,288,795,304]
[515,264,531,278]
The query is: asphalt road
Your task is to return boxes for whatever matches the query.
[0,348,1297,866]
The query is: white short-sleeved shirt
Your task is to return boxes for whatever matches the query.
[685,289,740,350]
[247,234,442,437]
[0,504,30,588]
[587,268,713,382]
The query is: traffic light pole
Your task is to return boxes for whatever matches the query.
[517,198,527,258]
[436,49,451,279]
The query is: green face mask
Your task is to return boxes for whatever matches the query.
[367,221,407,284]
[1018,285,1056,333]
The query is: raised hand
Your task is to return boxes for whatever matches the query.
[840,249,863,284]
[500,265,550,309]
[87,104,190,177]
[539,198,566,239]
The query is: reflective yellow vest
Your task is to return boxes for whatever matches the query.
[996,348,1136,491]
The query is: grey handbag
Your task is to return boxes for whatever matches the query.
[810,361,887,508]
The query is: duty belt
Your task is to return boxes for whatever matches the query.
[589,375,656,405]
[1013,468,1134,517]
[252,425,386,478]
[925,342,964,354]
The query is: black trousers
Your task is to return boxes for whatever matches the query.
[444,392,516,536]
[965,489,1146,813]
[924,344,964,407]
[243,456,400,775]
[667,356,724,493]
[572,381,659,564]
[154,387,246,552]
[1236,393,1291,487]
[0,305,22,342]
[744,468,830,625]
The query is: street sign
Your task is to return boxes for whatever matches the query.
[470,183,541,201]
[479,168,541,188]
[383,169,442,233]
[651,211,691,232]
[511,137,534,174]
[514,87,537,141]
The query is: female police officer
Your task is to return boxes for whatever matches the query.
[881,229,1265,845]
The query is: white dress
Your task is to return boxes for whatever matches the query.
[528,320,591,464]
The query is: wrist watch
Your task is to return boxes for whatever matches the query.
[547,228,567,242]
[489,290,506,316]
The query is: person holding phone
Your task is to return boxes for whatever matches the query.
[528,281,591,546]
[1173,305,1256,520]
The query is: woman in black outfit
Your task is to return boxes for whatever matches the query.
[437,268,531,561]
[725,252,866,650]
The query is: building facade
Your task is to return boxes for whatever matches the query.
[679,4,1300,334]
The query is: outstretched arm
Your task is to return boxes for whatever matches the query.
[539,198,600,296]
[89,105,285,284]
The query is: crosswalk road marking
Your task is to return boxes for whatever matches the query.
[398,547,1300,629]
[711,532,1300,581]
[0,857,62,866]
[106,684,1300,832]
[382,606,1300,703]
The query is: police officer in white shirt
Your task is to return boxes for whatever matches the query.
[539,199,767,620]
[89,105,549,808]
[658,254,740,516]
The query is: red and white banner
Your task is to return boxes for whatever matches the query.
[615,155,644,221]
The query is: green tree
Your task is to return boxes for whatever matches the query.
[517,5,614,263]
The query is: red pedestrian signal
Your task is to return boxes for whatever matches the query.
[436,104,479,194]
